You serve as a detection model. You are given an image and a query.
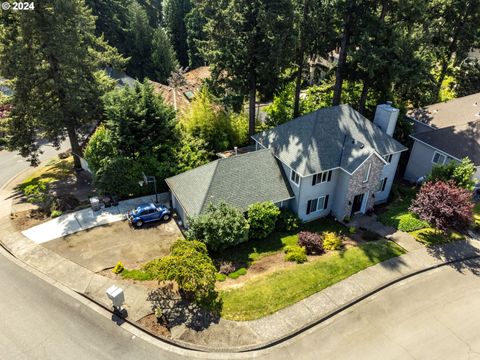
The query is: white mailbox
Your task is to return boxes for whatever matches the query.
[106,285,125,310]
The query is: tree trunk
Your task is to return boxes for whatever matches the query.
[358,80,369,115]
[248,72,256,143]
[293,55,304,118]
[332,12,352,106]
[66,124,82,169]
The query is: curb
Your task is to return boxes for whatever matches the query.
[3,232,478,353]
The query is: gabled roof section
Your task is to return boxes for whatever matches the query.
[252,104,406,176]
[412,121,480,165]
[165,149,294,218]
[407,92,480,129]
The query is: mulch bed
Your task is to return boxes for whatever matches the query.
[137,314,170,337]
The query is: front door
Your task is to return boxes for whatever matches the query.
[351,193,365,215]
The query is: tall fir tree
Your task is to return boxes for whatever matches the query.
[126,2,154,79]
[151,27,179,83]
[197,0,295,138]
[163,0,192,67]
[0,0,125,168]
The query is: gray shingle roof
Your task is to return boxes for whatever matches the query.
[412,121,480,165]
[407,92,480,129]
[252,104,407,176]
[165,149,294,218]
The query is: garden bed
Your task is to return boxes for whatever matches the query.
[219,240,405,320]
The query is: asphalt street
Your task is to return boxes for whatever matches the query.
[0,141,69,189]
[1,248,480,359]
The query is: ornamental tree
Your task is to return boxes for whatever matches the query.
[143,239,217,303]
[409,181,473,233]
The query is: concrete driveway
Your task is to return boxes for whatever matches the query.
[43,219,183,272]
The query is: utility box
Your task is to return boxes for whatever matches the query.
[90,197,101,211]
[106,285,125,310]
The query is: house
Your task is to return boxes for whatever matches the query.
[404,93,480,182]
[166,103,407,225]
[150,66,211,114]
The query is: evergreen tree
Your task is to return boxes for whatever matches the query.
[103,80,177,158]
[426,0,480,101]
[126,2,154,79]
[0,0,125,168]
[137,0,163,28]
[185,4,206,68]
[151,27,178,83]
[197,0,295,138]
[163,0,192,67]
[85,0,132,54]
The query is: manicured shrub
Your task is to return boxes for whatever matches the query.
[343,216,351,223]
[247,201,281,239]
[218,260,235,275]
[427,158,475,190]
[276,208,300,232]
[216,273,227,282]
[112,261,124,274]
[322,232,343,251]
[284,245,308,263]
[410,181,473,233]
[297,231,323,255]
[187,202,249,251]
[348,226,357,234]
[50,210,63,218]
[362,230,381,241]
[143,239,217,303]
[83,124,116,174]
[228,268,247,279]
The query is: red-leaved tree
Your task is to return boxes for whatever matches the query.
[409,181,473,233]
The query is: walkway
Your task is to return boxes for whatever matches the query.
[2,177,480,351]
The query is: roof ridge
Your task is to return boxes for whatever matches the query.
[199,160,220,214]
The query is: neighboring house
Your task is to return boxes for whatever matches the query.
[166,103,407,225]
[404,93,480,182]
[104,67,136,88]
[150,66,211,114]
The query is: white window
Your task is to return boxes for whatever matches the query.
[363,163,372,183]
[306,195,330,215]
[378,178,387,192]
[290,169,300,186]
[312,170,332,185]
[432,151,446,165]
[383,154,393,163]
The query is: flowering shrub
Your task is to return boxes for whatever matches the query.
[297,231,323,255]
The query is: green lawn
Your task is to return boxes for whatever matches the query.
[474,203,480,227]
[377,185,429,232]
[213,217,345,266]
[220,240,405,320]
[409,227,465,246]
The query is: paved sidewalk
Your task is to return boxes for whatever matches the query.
[3,179,480,351]
[22,193,170,244]
[168,235,480,349]
[0,188,153,322]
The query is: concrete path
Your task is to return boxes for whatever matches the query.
[0,188,153,322]
[21,193,170,244]
[348,214,423,251]
[170,235,480,350]
[3,171,480,351]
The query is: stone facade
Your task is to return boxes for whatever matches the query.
[342,155,384,218]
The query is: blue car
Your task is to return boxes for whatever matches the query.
[127,203,171,228]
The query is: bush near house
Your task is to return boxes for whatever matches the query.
[276,208,300,232]
[297,231,323,255]
[323,231,343,250]
[247,201,281,240]
[187,201,249,251]
[427,157,476,190]
[143,239,217,303]
[410,181,473,234]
